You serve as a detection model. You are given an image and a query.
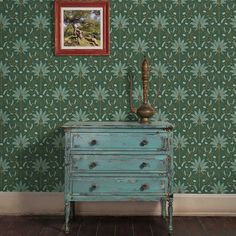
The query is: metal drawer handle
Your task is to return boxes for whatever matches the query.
[89,184,97,192]
[140,184,149,191]
[89,162,97,169]
[163,156,171,165]
[140,140,148,146]
[90,139,97,146]
[140,162,148,169]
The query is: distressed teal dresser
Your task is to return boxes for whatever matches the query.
[63,121,174,233]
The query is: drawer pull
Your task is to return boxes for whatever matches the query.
[140,184,149,191]
[89,162,97,169]
[140,162,148,169]
[163,156,171,166]
[90,139,97,146]
[140,140,148,146]
[89,184,97,192]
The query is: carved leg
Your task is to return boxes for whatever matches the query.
[168,196,173,233]
[70,202,76,220]
[65,201,70,234]
[161,198,166,219]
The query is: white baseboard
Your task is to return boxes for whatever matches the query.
[0,193,235,216]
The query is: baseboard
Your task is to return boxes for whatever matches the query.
[0,193,235,216]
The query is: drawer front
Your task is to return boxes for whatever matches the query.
[71,154,169,172]
[71,131,169,151]
[71,177,167,194]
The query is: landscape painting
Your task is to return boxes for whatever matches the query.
[63,8,102,49]
[55,1,109,56]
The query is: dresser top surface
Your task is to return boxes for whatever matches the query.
[62,121,174,129]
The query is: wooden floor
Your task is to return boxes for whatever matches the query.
[0,216,235,236]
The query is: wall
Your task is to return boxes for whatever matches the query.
[0,0,235,193]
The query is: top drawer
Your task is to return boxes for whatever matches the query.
[70,131,170,151]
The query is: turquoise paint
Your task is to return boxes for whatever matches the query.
[63,121,174,129]
[71,132,168,150]
[69,195,165,202]
[71,154,167,172]
[63,121,174,233]
[71,177,167,194]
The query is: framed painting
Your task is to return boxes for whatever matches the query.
[54,0,109,56]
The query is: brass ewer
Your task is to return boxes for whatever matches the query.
[130,58,155,123]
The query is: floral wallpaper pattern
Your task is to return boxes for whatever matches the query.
[0,0,235,193]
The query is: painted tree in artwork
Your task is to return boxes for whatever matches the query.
[63,10,101,47]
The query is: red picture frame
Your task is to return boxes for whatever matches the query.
[54,0,109,56]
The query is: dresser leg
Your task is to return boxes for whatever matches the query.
[65,201,70,234]
[70,202,75,220]
[168,196,173,233]
[161,198,166,219]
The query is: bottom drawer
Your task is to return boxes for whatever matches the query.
[71,177,167,195]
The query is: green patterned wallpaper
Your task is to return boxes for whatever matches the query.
[0,0,235,193]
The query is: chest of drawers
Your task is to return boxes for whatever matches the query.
[63,121,174,234]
